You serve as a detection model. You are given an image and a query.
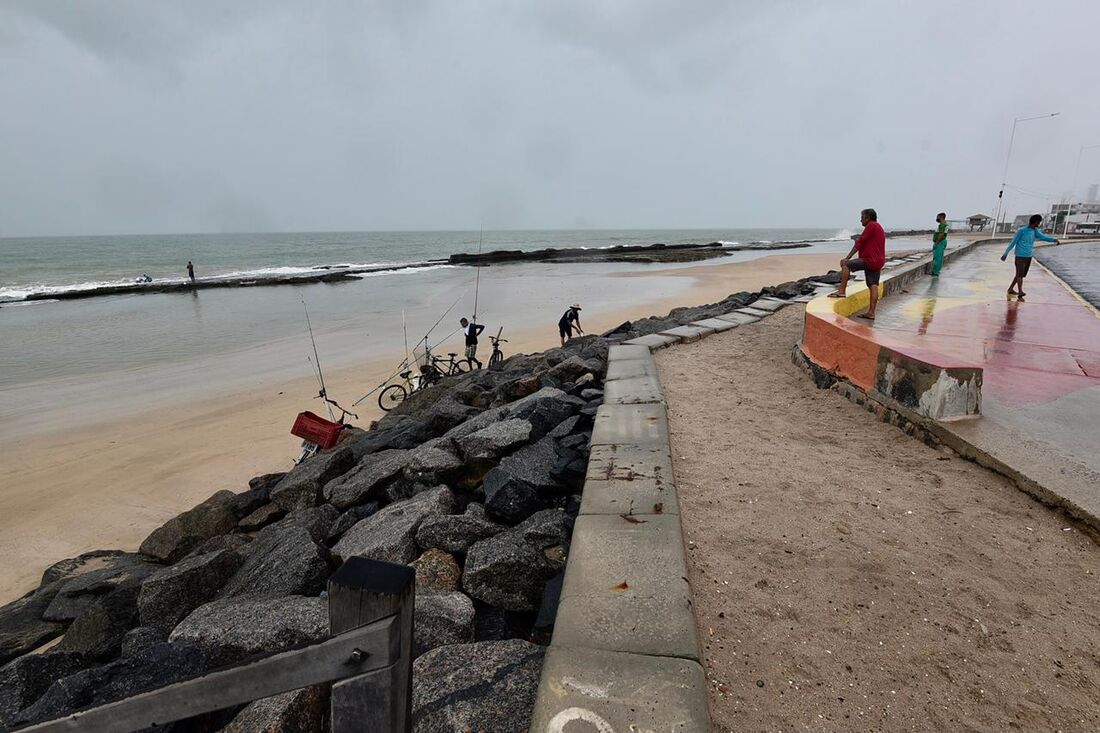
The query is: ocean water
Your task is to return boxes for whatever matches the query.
[0,228,855,302]
[1,227,896,439]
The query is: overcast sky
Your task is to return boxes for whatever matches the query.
[2,1,1099,236]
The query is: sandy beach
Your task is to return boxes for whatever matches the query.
[0,251,844,603]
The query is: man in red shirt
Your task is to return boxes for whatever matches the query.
[829,208,886,320]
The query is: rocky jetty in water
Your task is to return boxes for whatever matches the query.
[448,240,810,266]
[0,270,838,732]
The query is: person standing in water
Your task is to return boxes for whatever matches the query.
[931,212,948,277]
[558,304,583,345]
[186,261,195,283]
[460,317,485,368]
[1001,214,1059,298]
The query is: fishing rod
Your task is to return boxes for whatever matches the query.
[473,225,483,322]
[302,299,358,423]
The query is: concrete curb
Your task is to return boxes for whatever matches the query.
[532,287,811,731]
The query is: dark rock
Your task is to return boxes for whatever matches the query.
[0,582,66,666]
[482,438,563,524]
[441,405,509,442]
[415,503,507,555]
[184,533,252,560]
[249,472,287,492]
[548,414,583,440]
[40,549,133,586]
[579,401,600,418]
[269,504,340,544]
[773,279,804,299]
[229,485,270,519]
[818,270,841,284]
[138,549,244,631]
[269,446,354,512]
[170,596,327,667]
[418,396,482,435]
[455,419,532,462]
[496,374,543,402]
[13,641,208,728]
[220,686,328,733]
[139,491,239,563]
[412,549,461,594]
[56,584,141,660]
[550,452,588,492]
[403,438,465,485]
[345,415,432,458]
[44,553,161,622]
[557,431,591,451]
[545,355,596,385]
[219,525,331,600]
[414,592,475,657]
[631,316,679,336]
[463,509,568,611]
[506,387,583,439]
[579,388,603,401]
[332,486,455,564]
[534,571,565,631]
[238,502,287,532]
[323,448,411,510]
[472,603,537,642]
[381,476,441,504]
[325,503,380,544]
[412,639,544,733]
[0,651,86,728]
[120,626,166,658]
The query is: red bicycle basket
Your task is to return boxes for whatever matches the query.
[291,411,345,450]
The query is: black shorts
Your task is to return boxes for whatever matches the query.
[848,258,881,286]
[559,321,572,338]
[1015,256,1032,278]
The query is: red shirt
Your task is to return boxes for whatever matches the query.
[855,221,886,270]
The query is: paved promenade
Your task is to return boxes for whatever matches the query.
[862,242,1100,521]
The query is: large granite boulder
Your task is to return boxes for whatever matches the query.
[412,639,544,733]
[0,651,86,728]
[415,503,506,555]
[463,509,568,611]
[120,626,167,658]
[269,446,354,512]
[170,596,327,666]
[324,448,411,510]
[56,584,141,660]
[412,549,461,594]
[228,484,271,520]
[11,641,208,729]
[268,504,340,544]
[345,415,432,458]
[326,502,380,544]
[139,491,239,563]
[0,582,66,665]
[455,419,532,461]
[218,524,331,600]
[138,549,244,631]
[414,593,475,657]
[44,553,161,622]
[220,686,328,733]
[442,405,508,441]
[332,486,455,564]
[402,438,464,486]
[481,438,563,524]
[504,387,583,439]
[183,532,252,560]
[417,396,482,435]
[238,502,287,532]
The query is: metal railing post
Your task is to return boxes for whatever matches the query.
[328,557,415,733]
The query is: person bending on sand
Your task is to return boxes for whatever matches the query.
[559,304,583,345]
[460,317,485,368]
[1001,214,1059,298]
[829,208,886,321]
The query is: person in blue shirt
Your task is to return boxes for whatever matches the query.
[1000,214,1059,297]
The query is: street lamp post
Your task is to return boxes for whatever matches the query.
[1063,143,1100,236]
[992,112,1060,239]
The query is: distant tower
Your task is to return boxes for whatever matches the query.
[1088,183,1099,203]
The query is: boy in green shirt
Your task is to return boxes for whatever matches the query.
[931,212,948,276]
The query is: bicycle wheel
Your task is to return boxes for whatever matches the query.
[489,350,503,367]
[378,384,408,412]
[453,358,474,373]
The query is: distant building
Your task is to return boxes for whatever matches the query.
[1048,201,1100,234]
[1088,183,1099,203]
[966,213,992,231]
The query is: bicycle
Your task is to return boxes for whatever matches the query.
[431,351,474,376]
[376,346,472,411]
[488,327,507,368]
[378,365,422,411]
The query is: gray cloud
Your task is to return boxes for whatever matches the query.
[1,0,1099,237]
